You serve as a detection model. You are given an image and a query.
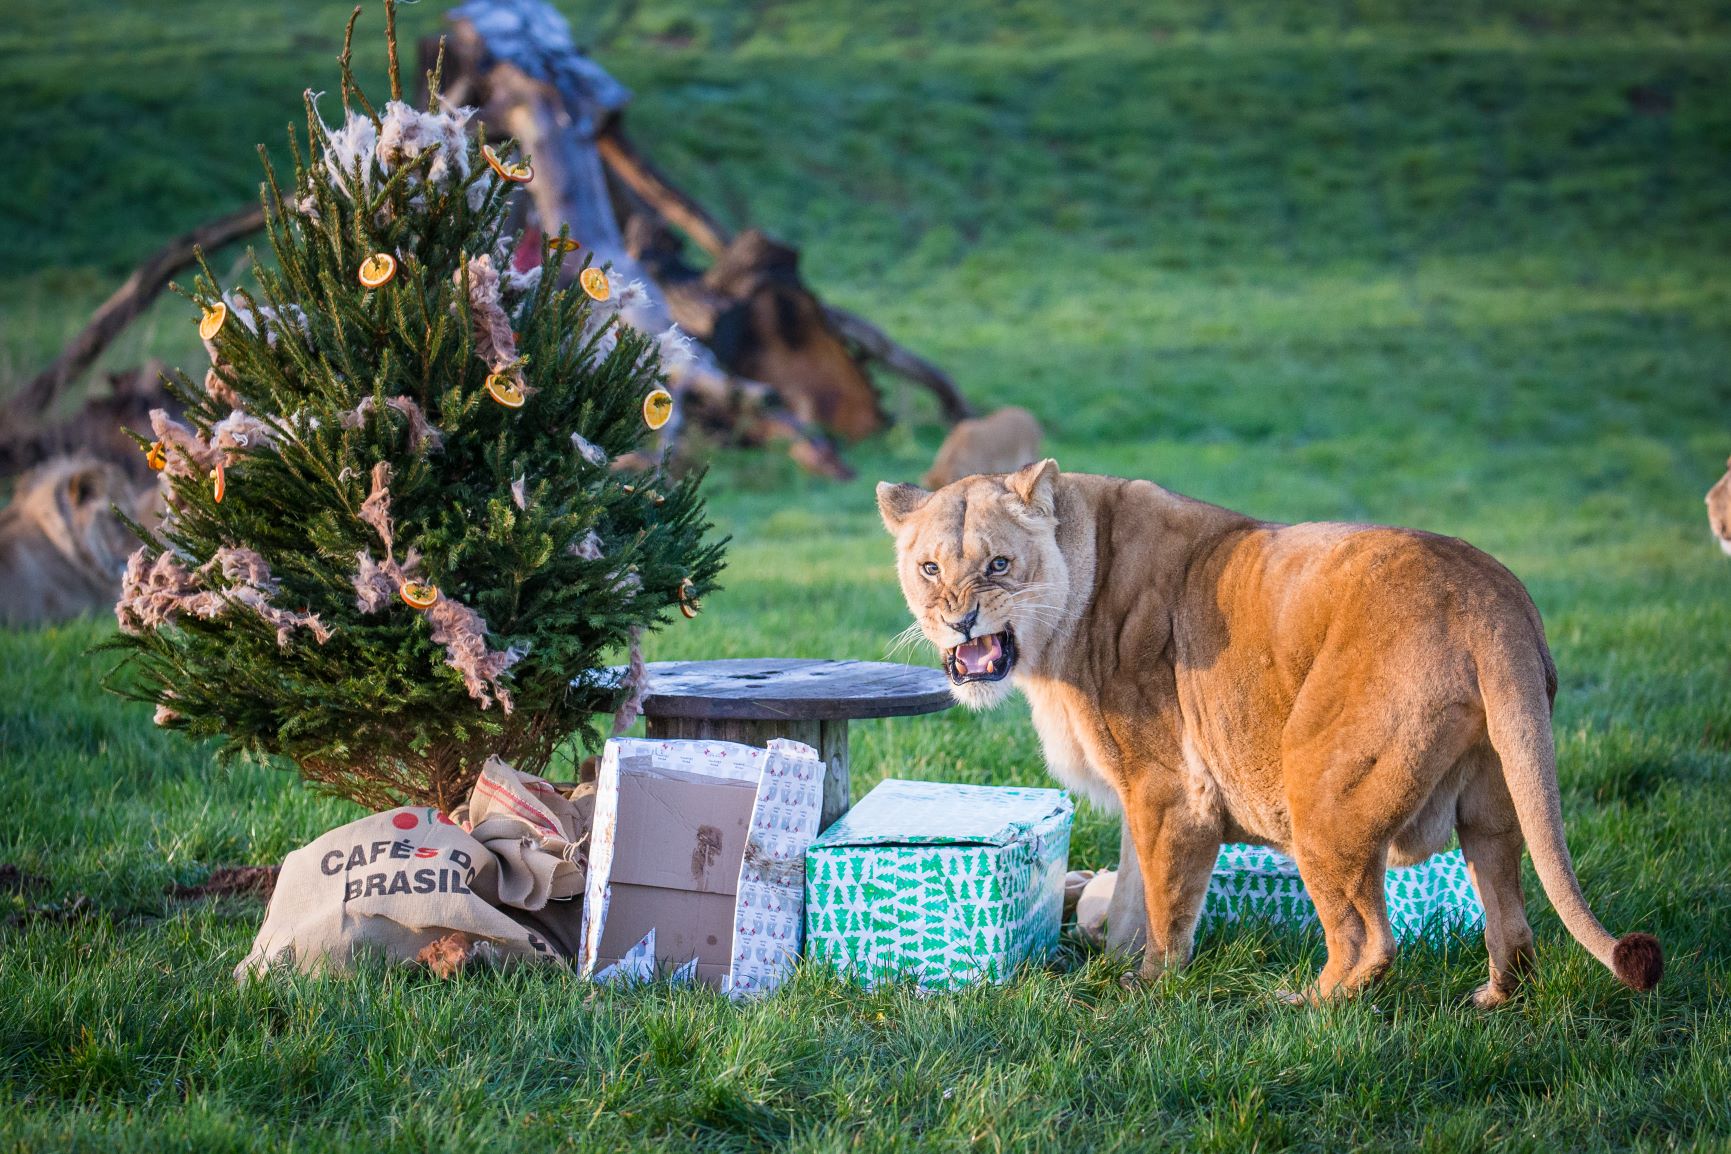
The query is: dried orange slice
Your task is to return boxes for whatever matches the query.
[678,577,701,619]
[482,144,533,184]
[358,252,397,288]
[547,235,582,253]
[641,387,674,430]
[144,441,167,471]
[198,302,227,341]
[210,462,226,504]
[400,581,439,610]
[485,372,526,408]
[579,266,610,302]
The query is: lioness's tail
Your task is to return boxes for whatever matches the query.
[1478,641,1663,992]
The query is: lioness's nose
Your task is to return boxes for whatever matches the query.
[944,607,979,638]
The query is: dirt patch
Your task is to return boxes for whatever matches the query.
[3,864,99,929]
[1626,85,1675,117]
[168,865,279,902]
[5,894,95,928]
[0,864,48,896]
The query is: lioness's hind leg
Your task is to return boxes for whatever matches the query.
[1458,754,1535,1008]
[1280,672,1482,1003]
[1288,832,1398,1003]
[1282,746,1407,1002]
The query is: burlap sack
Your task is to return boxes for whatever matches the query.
[237,758,595,978]
[454,756,595,911]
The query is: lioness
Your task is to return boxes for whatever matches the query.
[1706,457,1731,554]
[922,406,1044,490]
[0,455,159,626]
[877,460,1662,1004]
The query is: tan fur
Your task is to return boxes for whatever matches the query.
[0,455,160,626]
[922,407,1043,490]
[1706,457,1731,556]
[878,461,1661,1004]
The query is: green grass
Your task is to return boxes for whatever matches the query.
[4,0,1731,1149]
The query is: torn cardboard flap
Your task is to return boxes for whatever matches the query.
[607,769,755,895]
[580,737,824,998]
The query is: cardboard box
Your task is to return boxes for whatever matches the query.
[1206,843,1484,940]
[579,737,823,997]
[805,779,1073,989]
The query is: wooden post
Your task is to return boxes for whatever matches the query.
[817,721,850,831]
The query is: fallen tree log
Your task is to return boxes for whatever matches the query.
[10,0,963,482]
[595,129,731,260]
[599,123,971,426]
[4,206,262,437]
[0,361,173,482]
[438,0,970,443]
[821,305,970,425]
[436,0,858,474]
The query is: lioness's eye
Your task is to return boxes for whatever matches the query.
[921,561,940,577]
[988,556,1010,574]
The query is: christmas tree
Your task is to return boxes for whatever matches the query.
[109,3,724,811]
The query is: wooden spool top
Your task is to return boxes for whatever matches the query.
[635,658,955,722]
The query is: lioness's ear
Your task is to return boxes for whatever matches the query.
[876,482,931,534]
[1006,458,1059,520]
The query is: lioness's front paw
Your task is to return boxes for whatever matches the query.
[1276,984,1354,1007]
[1119,959,1170,992]
[1468,981,1517,1010]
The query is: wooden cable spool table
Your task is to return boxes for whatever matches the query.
[633,658,955,829]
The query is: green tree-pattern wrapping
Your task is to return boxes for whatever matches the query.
[805,781,1073,989]
[1205,844,1483,941]
[106,27,724,811]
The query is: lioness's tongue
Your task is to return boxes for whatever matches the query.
[953,633,1003,675]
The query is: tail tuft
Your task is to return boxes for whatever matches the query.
[1611,933,1664,991]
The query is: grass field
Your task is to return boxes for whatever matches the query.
[4,1,1731,1149]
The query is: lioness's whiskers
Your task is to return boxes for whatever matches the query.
[884,624,920,652]
[1004,605,1063,619]
[883,623,929,661]
[1007,583,1060,599]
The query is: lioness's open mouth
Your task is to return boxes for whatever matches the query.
[944,629,1015,685]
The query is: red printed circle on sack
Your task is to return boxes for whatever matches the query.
[391,812,419,830]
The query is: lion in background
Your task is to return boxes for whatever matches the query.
[878,460,1661,1005]
[1706,457,1731,554]
[0,455,159,626]
[922,406,1043,490]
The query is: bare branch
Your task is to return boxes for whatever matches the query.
[596,128,732,258]
[6,204,266,432]
[824,304,973,423]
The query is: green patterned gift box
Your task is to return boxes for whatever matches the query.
[1208,844,1484,940]
[805,779,1073,989]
